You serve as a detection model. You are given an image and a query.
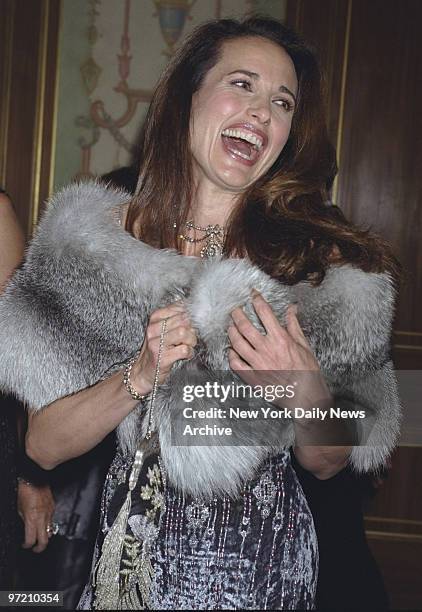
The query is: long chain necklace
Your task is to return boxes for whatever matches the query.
[179,220,225,258]
[94,318,167,609]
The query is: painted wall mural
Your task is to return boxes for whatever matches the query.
[53,0,286,190]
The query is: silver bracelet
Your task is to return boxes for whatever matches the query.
[123,356,150,403]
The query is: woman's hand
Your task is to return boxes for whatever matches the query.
[131,300,197,396]
[25,301,197,470]
[228,292,330,407]
[18,481,55,553]
[228,292,351,479]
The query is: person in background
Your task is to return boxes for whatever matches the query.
[0,189,55,587]
[0,189,113,608]
[16,438,115,609]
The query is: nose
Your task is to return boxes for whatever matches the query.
[247,96,271,125]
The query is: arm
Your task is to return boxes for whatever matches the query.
[27,301,197,469]
[0,192,25,289]
[26,370,139,470]
[292,436,350,479]
[0,194,57,551]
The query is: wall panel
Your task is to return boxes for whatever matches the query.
[286,1,422,607]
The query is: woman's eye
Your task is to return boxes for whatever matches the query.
[273,99,294,112]
[230,79,252,91]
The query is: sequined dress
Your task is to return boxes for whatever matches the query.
[79,444,318,610]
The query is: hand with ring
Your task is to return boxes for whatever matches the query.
[17,480,56,553]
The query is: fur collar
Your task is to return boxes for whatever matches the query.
[0,181,401,498]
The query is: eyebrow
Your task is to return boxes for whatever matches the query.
[227,69,297,104]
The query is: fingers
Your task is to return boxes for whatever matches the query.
[22,520,37,550]
[230,307,264,347]
[227,323,255,365]
[285,304,309,348]
[147,302,196,350]
[165,343,195,363]
[251,292,286,337]
[32,522,49,553]
[133,305,196,391]
[228,348,252,371]
[249,293,309,349]
[149,300,186,323]
[22,518,50,553]
[146,313,196,351]
[164,325,197,349]
[147,325,196,355]
[165,312,190,332]
[147,312,191,341]
[22,515,51,553]
[18,483,55,553]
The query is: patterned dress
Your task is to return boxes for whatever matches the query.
[79,445,318,610]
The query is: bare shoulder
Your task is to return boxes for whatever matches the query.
[0,192,13,215]
[0,193,25,289]
[0,193,22,232]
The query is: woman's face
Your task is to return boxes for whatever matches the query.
[190,36,298,195]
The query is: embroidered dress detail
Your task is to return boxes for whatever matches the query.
[80,450,318,610]
[186,502,211,549]
[253,470,277,519]
[140,464,166,522]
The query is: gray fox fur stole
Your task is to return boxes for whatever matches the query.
[0,181,401,498]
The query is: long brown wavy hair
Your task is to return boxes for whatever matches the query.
[126,16,399,285]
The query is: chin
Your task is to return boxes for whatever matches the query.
[218,176,255,191]
[218,167,265,191]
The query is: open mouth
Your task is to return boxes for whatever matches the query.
[221,128,265,164]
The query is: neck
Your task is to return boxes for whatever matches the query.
[189,181,239,228]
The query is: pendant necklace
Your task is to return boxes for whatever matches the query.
[178,220,225,258]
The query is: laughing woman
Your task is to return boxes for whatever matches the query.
[0,17,400,610]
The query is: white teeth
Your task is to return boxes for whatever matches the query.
[221,128,263,150]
